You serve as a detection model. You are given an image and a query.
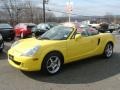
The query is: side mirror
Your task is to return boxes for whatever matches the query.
[75,34,81,41]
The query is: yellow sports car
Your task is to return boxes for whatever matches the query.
[8,23,115,75]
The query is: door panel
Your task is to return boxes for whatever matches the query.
[67,36,93,62]
[90,35,101,53]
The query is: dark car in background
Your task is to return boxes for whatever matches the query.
[32,23,58,37]
[0,23,15,41]
[0,33,4,52]
[14,23,36,38]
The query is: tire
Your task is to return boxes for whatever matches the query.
[0,41,4,52]
[110,30,113,33]
[103,43,113,58]
[41,52,63,75]
[35,31,40,37]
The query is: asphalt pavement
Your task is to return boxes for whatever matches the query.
[0,31,120,90]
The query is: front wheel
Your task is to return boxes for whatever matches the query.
[103,43,113,58]
[41,52,63,75]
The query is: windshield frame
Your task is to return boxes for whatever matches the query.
[38,25,74,40]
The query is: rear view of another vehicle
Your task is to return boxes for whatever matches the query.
[15,23,36,38]
[0,23,15,41]
[108,24,116,33]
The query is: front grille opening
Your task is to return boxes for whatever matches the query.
[12,60,21,65]
[9,54,21,65]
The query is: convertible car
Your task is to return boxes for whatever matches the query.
[8,23,115,75]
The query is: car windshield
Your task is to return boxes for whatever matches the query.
[0,24,12,28]
[38,25,73,40]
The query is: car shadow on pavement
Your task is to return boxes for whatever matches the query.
[22,52,120,84]
[0,51,7,60]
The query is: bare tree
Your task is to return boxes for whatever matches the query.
[0,0,57,24]
[104,12,114,23]
[0,0,23,25]
[46,11,56,22]
[24,0,34,22]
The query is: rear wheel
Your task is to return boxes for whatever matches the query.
[41,52,63,75]
[103,43,113,58]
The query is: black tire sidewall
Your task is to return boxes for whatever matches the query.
[41,52,62,75]
[110,30,113,33]
[103,43,113,58]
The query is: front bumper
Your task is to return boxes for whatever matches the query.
[8,51,41,71]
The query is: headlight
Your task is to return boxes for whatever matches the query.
[11,41,20,48]
[21,45,40,56]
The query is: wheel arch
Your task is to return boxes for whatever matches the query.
[106,41,114,47]
[40,50,65,74]
[103,41,114,58]
[44,50,64,64]
[103,40,114,54]
[40,50,65,70]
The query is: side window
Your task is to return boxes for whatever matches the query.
[87,28,99,36]
[77,27,88,37]
[81,29,88,36]
[27,26,34,30]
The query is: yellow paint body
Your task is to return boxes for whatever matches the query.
[8,27,115,71]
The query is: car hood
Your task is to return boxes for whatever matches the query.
[11,38,60,52]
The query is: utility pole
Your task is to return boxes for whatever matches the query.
[43,0,45,23]
[66,0,73,22]
[68,0,71,22]
[43,0,49,23]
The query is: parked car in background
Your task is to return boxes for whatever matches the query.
[8,22,115,75]
[108,24,116,33]
[14,23,36,38]
[32,23,58,37]
[98,23,111,33]
[0,33,4,52]
[97,23,116,33]
[89,23,100,29]
[0,23,15,41]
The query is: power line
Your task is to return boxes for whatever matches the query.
[0,6,82,16]
[0,0,118,16]
[0,1,97,17]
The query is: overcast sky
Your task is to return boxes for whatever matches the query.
[31,0,120,16]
